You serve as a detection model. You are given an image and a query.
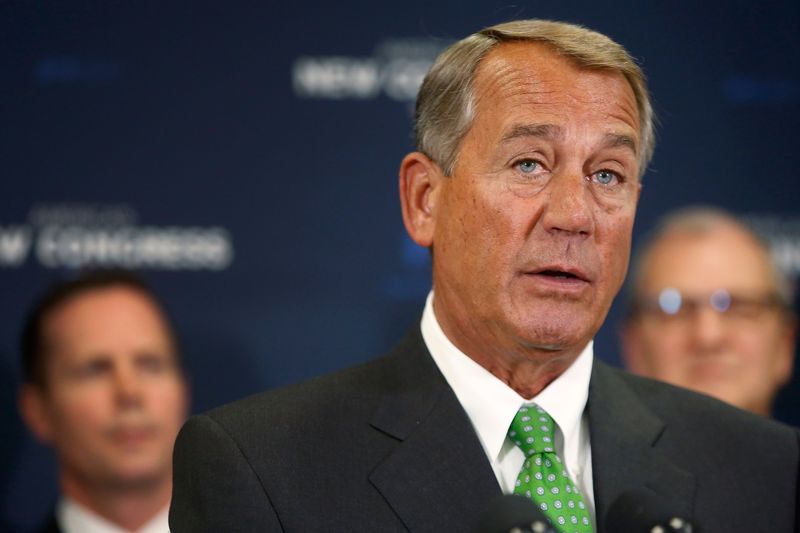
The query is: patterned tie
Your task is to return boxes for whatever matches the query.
[508,405,593,533]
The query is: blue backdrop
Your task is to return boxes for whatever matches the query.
[2,2,799,530]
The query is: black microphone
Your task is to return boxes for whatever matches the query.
[476,494,557,533]
[605,488,695,533]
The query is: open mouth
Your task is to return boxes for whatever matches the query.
[526,267,591,289]
[539,269,581,280]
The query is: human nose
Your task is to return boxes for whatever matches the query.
[114,366,144,408]
[690,306,727,350]
[541,173,593,237]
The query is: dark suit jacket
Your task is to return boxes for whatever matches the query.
[34,511,61,533]
[170,329,800,532]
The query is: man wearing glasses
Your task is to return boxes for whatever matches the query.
[621,207,796,417]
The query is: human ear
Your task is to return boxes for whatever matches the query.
[398,152,443,248]
[19,384,55,444]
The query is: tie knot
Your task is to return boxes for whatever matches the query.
[508,405,556,456]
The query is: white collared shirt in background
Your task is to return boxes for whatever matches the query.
[57,498,170,533]
[420,291,596,522]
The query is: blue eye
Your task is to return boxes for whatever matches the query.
[594,170,618,185]
[518,160,540,173]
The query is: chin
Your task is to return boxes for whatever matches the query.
[110,451,170,475]
[514,321,589,353]
[514,303,590,340]
[108,463,170,489]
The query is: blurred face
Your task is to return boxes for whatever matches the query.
[21,286,188,491]
[622,226,795,415]
[430,42,641,367]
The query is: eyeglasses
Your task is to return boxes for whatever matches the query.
[632,288,786,322]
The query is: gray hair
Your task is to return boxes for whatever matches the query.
[415,19,655,178]
[627,206,794,313]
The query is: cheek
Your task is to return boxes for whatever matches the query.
[49,388,111,442]
[598,231,633,292]
[438,185,517,269]
[147,380,188,423]
[606,247,630,285]
[734,329,778,364]
[640,324,689,361]
[472,200,531,287]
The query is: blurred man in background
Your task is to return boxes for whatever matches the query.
[18,271,189,533]
[621,207,796,416]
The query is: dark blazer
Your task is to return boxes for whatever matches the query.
[170,329,800,532]
[34,511,61,533]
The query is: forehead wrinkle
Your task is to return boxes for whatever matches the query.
[469,43,641,171]
[606,98,640,135]
[474,61,535,111]
[476,54,635,127]
[473,49,560,114]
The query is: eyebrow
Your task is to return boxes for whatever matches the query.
[501,123,562,143]
[501,124,639,156]
[602,132,638,154]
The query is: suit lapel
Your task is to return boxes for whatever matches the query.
[588,361,695,532]
[363,333,697,531]
[367,330,501,531]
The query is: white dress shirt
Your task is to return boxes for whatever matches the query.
[57,498,170,533]
[420,292,596,522]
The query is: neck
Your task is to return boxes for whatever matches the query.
[747,398,773,418]
[61,471,171,531]
[480,348,582,399]
[432,295,584,399]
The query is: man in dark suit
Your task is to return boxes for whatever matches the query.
[19,271,189,533]
[170,20,800,532]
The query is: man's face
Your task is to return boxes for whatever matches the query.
[22,286,188,490]
[429,42,641,366]
[622,227,795,415]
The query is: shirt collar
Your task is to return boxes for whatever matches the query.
[420,291,593,464]
[58,497,170,533]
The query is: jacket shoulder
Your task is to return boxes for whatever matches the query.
[196,328,434,443]
[597,362,799,447]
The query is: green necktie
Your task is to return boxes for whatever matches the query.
[508,405,593,533]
